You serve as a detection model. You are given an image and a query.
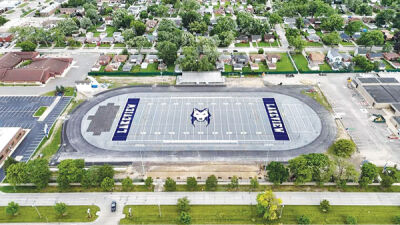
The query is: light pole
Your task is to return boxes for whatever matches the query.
[279,204,285,219]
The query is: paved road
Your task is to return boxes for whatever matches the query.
[0,192,398,225]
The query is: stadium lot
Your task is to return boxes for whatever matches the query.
[0,96,71,180]
[57,86,336,164]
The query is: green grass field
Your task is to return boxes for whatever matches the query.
[305,41,323,47]
[292,54,310,72]
[33,106,47,117]
[302,89,332,111]
[42,87,75,97]
[319,62,333,71]
[234,42,250,47]
[340,41,354,46]
[0,205,99,223]
[114,43,126,48]
[257,41,279,47]
[120,205,400,224]
[84,43,97,48]
[273,53,296,72]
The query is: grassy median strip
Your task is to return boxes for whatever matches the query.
[121,205,400,224]
[301,89,332,111]
[33,106,48,117]
[0,205,99,223]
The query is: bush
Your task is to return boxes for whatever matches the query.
[164,177,176,192]
[228,176,239,190]
[258,48,264,54]
[381,174,394,188]
[19,40,37,52]
[122,177,134,191]
[186,177,197,191]
[54,202,67,217]
[177,197,190,213]
[145,177,153,190]
[345,215,357,224]
[250,177,259,190]
[205,175,218,191]
[266,161,289,185]
[179,211,192,224]
[100,177,114,192]
[5,201,19,216]
[320,199,330,213]
[332,139,356,158]
[121,48,129,55]
[394,215,400,224]
[297,215,311,224]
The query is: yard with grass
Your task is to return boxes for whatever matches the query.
[120,205,400,224]
[114,43,126,48]
[272,53,296,72]
[257,41,279,47]
[0,205,99,223]
[305,41,323,47]
[319,62,333,71]
[383,60,395,70]
[291,53,310,72]
[99,44,111,48]
[340,41,354,46]
[302,89,332,111]
[42,87,75,97]
[33,106,47,117]
[84,43,97,48]
[20,9,34,18]
[234,42,250,47]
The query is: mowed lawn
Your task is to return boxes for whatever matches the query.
[292,53,310,72]
[0,205,99,223]
[120,205,400,224]
[33,106,47,117]
[273,53,296,72]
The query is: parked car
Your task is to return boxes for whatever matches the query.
[319,73,327,76]
[111,201,116,212]
[286,74,294,77]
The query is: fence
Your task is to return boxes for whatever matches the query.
[88,71,181,76]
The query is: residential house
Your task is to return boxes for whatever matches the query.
[97,24,107,32]
[377,61,386,70]
[305,28,316,34]
[250,54,265,63]
[113,55,128,63]
[326,48,352,70]
[307,33,321,43]
[308,52,325,70]
[74,36,86,44]
[40,2,61,17]
[0,33,13,42]
[214,6,225,15]
[129,54,144,65]
[59,8,78,15]
[225,6,234,14]
[122,63,132,72]
[284,18,296,26]
[144,34,156,44]
[232,54,249,65]
[366,52,383,61]
[251,35,262,43]
[158,63,167,70]
[381,30,393,41]
[265,53,281,70]
[98,54,111,66]
[264,34,275,43]
[104,17,113,26]
[218,54,232,64]
[100,37,114,44]
[86,37,100,45]
[339,32,350,42]
[383,53,400,61]
[246,5,254,13]
[146,20,158,30]
[352,32,361,41]
[354,47,368,56]
[145,54,159,63]
[236,35,249,43]
[250,63,259,70]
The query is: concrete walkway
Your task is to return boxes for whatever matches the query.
[0,192,398,224]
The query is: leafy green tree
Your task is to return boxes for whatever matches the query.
[250,177,259,190]
[236,12,266,35]
[127,36,150,53]
[54,202,67,217]
[112,9,130,29]
[322,32,340,46]
[205,175,218,191]
[357,30,384,48]
[383,43,393,53]
[394,215,400,224]
[359,162,377,188]
[288,156,312,184]
[217,31,235,47]
[122,177,134,191]
[81,167,100,188]
[345,20,363,35]
[85,8,101,25]
[352,55,375,72]
[131,20,146,36]
[177,197,190,212]
[355,3,372,16]
[101,177,115,192]
[268,13,282,26]
[140,11,148,19]
[186,177,197,191]
[7,163,28,191]
[319,199,330,213]
[164,177,176,191]
[266,161,289,185]
[156,41,178,65]
[345,216,357,224]
[5,202,19,216]
[56,19,78,36]
[26,159,51,189]
[211,17,237,36]
[375,9,396,27]
[332,139,356,158]
[3,157,17,175]
[19,41,37,52]
[79,17,92,29]
[122,29,136,42]
[98,164,114,183]
[181,0,200,11]
[181,10,201,28]
[256,190,282,221]
[296,17,305,29]
[228,176,239,190]
[288,36,305,53]
[179,211,192,224]
[0,15,9,26]
[333,156,359,187]
[321,14,344,31]
[297,215,311,224]
[145,177,153,190]
[57,159,85,190]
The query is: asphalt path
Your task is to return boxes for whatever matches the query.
[0,192,398,225]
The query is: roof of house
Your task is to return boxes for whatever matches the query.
[367,52,383,58]
[0,52,39,69]
[309,52,325,62]
[264,33,275,39]
[113,55,128,62]
[0,68,50,83]
[266,53,281,61]
[307,34,320,41]
[327,49,342,59]
[129,54,144,61]
[339,32,350,40]
[250,54,265,61]
[383,52,400,60]
[99,55,111,62]
[26,58,73,75]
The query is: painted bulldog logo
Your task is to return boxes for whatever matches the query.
[191,108,211,127]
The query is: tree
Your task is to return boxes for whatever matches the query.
[181,10,201,28]
[205,175,218,191]
[7,163,27,191]
[217,31,235,47]
[296,17,304,29]
[81,167,100,188]
[112,9,130,29]
[359,162,377,188]
[288,36,305,53]
[258,48,264,54]
[0,16,9,26]
[375,9,396,27]
[57,159,85,190]
[98,164,114,183]
[85,8,100,25]
[383,43,393,53]
[345,216,357,224]
[182,0,200,11]
[101,177,115,192]
[269,13,282,26]
[122,177,134,191]
[355,3,372,16]
[177,197,190,212]
[322,32,340,46]
[145,177,153,190]
[164,177,176,191]
[357,30,384,48]
[353,55,375,72]
[54,202,67,217]
[56,19,78,36]
[131,20,146,36]
[122,29,136,42]
[333,157,359,187]
[332,139,356,158]
[288,156,312,184]
[211,17,237,36]
[319,199,330,213]
[179,211,192,224]
[156,41,178,65]
[236,12,265,35]
[250,177,259,190]
[79,17,92,29]
[394,216,400,224]
[321,14,344,31]
[19,41,37,52]
[186,177,197,191]
[189,21,207,34]
[3,157,17,175]
[345,20,363,35]
[266,161,289,185]
[228,176,239,190]
[26,159,51,189]
[140,11,148,19]
[297,215,311,224]
[5,202,19,216]
[127,36,150,53]
[256,190,282,221]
